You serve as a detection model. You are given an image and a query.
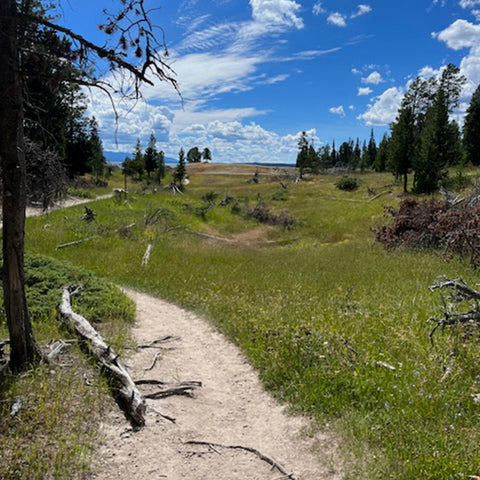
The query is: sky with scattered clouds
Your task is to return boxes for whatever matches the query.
[58,0,480,163]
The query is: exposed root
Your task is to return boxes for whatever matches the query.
[183,440,299,480]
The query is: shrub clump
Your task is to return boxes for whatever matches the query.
[249,202,296,228]
[335,176,359,191]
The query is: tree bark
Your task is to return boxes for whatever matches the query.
[0,1,38,371]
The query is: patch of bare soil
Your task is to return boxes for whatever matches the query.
[89,291,343,480]
[227,226,276,247]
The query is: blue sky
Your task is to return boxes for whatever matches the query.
[57,0,480,163]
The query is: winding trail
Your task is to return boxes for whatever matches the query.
[89,290,343,480]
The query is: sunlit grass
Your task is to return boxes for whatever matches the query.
[24,167,480,478]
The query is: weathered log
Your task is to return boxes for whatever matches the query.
[142,242,153,266]
[59,287,146,427]
[56,236,97,250]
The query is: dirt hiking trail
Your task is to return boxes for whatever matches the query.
[90,290,343,480]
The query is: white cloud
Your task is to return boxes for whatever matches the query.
[250,0,304,29]
[357,87,404,126]
[259,74,290,84]
[358,87,373,96]
[179,121,318,163]
[433,19,480,50]
[362,71,384,84]
[459,0,480,8]
[329,105,346,116]
[418,65,443,79]
[327,12,347,27]
[435,19,480,101]
[351,4,372,18]
[313,1,325,15]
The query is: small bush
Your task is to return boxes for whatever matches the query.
[335,176,359,191]
[272,188,288,201]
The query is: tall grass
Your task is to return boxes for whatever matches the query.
[25,169,480,478]
[0,255,135,479]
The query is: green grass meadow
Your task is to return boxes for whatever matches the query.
[24,167,480,479]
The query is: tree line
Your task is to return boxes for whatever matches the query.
[297,63,480,194]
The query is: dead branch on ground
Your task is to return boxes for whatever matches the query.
[59,286,146,427]
[184,441,299,480]
[136,335,181,349]
[429,277,480,345]
[56,236,97,250]
[136,379,202,399]
[142,242,152,266]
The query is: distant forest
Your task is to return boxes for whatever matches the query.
[297,63,480,194]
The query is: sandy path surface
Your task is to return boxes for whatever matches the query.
[90,290,343,480]
[25,193,113,218]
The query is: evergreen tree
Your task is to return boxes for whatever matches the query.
[414,88,461,193]
[132,138,145,179]
[388,106,416,192]
[155,150,166,183]
[463,82,480,165]
[173,148,187,187]
[86,118,106,183]
[367,129,377,168]
[187,146,202,163]
[144,133,159,177]
[202,147,212,162]
[439,63,466,113]
[331,140,337,166]
[373,133,390,172]
[296,131,309,176]
[308,144,320,173]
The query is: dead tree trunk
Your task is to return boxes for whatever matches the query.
[0,0,39,371]
[59,287,146,427]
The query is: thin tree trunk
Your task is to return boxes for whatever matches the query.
[0,1,38,371]
[403,172,408,193]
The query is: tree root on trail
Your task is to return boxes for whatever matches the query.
[135,336,181,349]
[183,441,299,480]
[135,379,202,399]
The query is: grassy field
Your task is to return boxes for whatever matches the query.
[0,255,135,479]
[25,165,480,479]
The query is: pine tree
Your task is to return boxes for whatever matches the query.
[173,148,187,187]
[202,147,212,162]
[296,131,309,177]
[388,106,415,192]
[187,146,202,163]
[155,150,166,183]
[132,138,145,179]
[86,117,106,183]
[373,133,390,172]
[144,133,158,177]
[367,129,377,168]
[463,83,480,165]
[414,88,461,193]
[439,63,466,113]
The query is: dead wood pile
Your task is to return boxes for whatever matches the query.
[373,193,480,265]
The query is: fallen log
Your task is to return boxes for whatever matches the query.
[56,236,97,250]
[142,242,153,266]
[59,287,146,427]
